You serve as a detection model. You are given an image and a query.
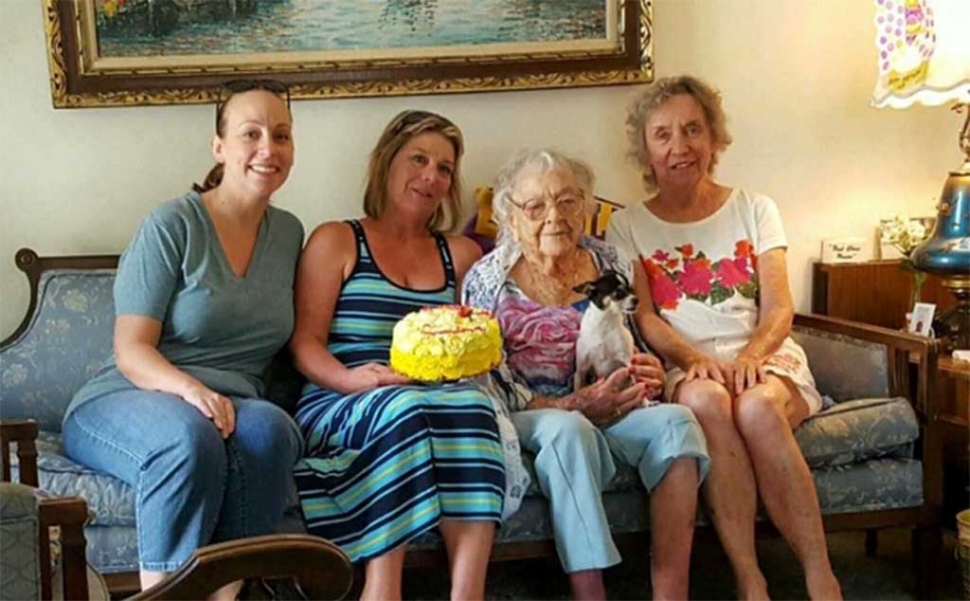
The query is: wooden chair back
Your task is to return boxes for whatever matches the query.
[1,419,90,600]
[129,534,353,600]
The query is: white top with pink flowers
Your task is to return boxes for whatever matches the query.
[607,188,822,414]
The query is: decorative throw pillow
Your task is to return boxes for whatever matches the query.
[463,187,624,254]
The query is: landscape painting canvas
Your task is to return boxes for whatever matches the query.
[92,0,617,66]
[44,0,652,107]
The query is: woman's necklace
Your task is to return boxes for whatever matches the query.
[513,250,593,307]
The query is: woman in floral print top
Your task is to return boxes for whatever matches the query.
[607,75,842,600]
[463,149,709,601]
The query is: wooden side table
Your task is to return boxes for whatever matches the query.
[938,356,970,524]
[812,260,955,330]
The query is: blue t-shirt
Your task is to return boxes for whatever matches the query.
[66,191,304,419]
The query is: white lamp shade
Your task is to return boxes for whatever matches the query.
[872,0,970,108]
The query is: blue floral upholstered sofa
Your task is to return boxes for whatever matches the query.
[0,247,945,596]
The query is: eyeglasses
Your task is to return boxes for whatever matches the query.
[215,79,291,129]
[510,192,586,221]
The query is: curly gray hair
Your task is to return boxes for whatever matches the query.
[627,75,733,192]
[491,149,595,250]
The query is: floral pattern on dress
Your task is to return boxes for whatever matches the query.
[496,284,583,398]
[764,352,803,374]
[640,239,759,310]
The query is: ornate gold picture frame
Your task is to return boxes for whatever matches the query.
[43,0,653,108]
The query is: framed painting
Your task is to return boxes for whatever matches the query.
[43,0,653,108]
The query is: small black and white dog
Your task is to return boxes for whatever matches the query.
[572,270,639,391]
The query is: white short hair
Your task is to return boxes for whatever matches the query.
[491,149,595,249]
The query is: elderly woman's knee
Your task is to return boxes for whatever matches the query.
[529,410,599,449]
[733,388,788,436]
[676,380,731,423]
[649,402,698,423]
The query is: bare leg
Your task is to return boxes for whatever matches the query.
[140,570,166,591]
[362,545,408,601]
[439,519,495,601]
[734,377,841,601]
[209,580,244,600]
[568,570,606,601]
[676,379,768,600]
[649,456,698,600]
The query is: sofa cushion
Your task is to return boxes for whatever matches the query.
[21,396,916,529]
[813,457,923,514]
[795,397,918,469]
[17,432,136,528]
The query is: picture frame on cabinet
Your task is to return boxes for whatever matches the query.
[908,302,937,337]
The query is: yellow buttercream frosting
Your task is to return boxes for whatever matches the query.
[390,305,503,382]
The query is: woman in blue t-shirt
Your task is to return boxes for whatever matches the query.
[63,81,304,597]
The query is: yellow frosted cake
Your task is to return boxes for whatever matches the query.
[390,305,503,382]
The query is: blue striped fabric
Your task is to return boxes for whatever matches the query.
[293,220,505,562]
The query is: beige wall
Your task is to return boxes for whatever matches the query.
[0,0,958,338]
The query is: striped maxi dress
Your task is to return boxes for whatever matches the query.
[293,220,506,563]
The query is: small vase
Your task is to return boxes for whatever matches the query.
[900,259,928,311]
[909,271,927,310]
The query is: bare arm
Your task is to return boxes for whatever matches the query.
[114,315,235,437]
[447,235,484,299]
[290,222,409,394]
[737,248,793,361]
[725,247,794,392]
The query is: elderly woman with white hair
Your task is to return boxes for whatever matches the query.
[462,149,709,601]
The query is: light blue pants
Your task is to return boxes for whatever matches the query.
[63,390,303,571]
[511,404,709,573]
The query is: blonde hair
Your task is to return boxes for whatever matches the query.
[627,75,732,192]
[363,110,464,232]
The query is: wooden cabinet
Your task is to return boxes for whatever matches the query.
[812,260,955,330]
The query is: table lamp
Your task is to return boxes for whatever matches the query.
[872,0,970,350]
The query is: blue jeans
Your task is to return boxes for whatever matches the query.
[511,404,709,573]
[63,390,303,572]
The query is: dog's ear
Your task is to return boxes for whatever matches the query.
[616,271,631,288]
[573,281,597,296]
[589,295,609,310]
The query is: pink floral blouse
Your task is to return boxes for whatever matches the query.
[496,280,589,398]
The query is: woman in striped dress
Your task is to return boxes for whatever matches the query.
[290,110,505,600]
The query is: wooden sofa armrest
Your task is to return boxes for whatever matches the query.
[37,495,90,601]
[794,313,944,517]
[129,534,353,601]
[1,419,39,486]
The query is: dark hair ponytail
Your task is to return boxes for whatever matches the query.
[193,164,224,194]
